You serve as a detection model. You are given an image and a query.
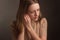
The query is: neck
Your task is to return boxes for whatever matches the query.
[31,20,39,25]
[31,20,40,29]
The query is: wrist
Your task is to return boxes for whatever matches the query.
[28,25,33,32]
[28,28,41,40]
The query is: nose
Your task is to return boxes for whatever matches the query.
[34,11,38,16]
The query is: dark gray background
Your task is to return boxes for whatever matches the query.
[0,0,60,40]
[0,0,19,40]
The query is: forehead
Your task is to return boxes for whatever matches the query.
[28,3,40,11]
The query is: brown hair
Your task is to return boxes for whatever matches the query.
[10,0,42,39]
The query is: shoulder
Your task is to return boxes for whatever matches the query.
[40,18,47,27]
[40,18,47,24]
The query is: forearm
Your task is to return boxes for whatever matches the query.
[31,30,41,40]
[18,34,24,40]
[18,28,24,40]
[28,26,41,40]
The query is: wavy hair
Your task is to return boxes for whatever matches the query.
[10,0,43,39]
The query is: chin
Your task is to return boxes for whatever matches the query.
[32,17,39,22]
[34,18,39,22]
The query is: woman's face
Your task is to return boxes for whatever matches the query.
[27,3,40,22]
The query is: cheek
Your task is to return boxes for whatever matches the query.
[29,14,35,19]
[37,11,40,16]
[38,13,40,16]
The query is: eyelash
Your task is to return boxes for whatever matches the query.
[37,9,40,11]
[30,11,34,13]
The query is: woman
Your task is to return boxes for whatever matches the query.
[10,0,47,40]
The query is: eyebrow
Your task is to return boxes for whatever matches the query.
[28,6,40,12]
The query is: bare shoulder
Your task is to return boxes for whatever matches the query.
[39,18,47,40]
[40,18,47,24]
[40,18,48,28]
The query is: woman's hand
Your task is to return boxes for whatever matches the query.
[23,14,41,40]
[24,14,33,31]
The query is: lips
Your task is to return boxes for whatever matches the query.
[34,16,38,19]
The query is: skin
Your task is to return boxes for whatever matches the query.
[27,3,40,22]
[18,3,47,40]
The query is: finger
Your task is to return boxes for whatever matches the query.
[26,14,30,18]
[24,16,27,22]
[24,16,29,25]
[24,14,31,23]
[26,15,31,24]
[25,15,29,21]
[26,16,30,22]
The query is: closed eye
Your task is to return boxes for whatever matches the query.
[28,11,35,14]
[37,8,40,11]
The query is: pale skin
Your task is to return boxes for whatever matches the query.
[18,3,47,40]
